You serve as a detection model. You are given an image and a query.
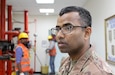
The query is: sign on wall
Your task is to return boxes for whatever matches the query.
[105,15,115,64]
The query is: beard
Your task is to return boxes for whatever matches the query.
[23,42,30,48]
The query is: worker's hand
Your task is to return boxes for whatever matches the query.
[45,49,49,53]
[20,72,24,75]
[10,57,15,61]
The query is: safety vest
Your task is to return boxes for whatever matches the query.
[49,47,56,56]
[15,43,30,72]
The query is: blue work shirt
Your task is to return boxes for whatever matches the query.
[16,47,23,63]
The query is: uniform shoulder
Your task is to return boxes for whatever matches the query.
[82,54,114,74]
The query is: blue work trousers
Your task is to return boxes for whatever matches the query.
[50,56,55,73]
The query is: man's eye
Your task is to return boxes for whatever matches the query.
[65,25,72,30]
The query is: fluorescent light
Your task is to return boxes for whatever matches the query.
[46,13,49,15]
[36,0,54,4]
[39,9,54,13]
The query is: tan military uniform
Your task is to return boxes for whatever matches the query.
[57,45,114,75]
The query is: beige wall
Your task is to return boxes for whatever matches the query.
[84,0,115,72]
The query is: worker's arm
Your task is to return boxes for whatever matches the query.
[46,41,55,53]
[47,41,55,50]
[16,47,23,73]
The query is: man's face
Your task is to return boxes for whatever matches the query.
[56,12,88,55]
[20,38,28,45]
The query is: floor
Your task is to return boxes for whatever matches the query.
[33,73,56,75]
[33,73,46,75]
[33,74,48,75]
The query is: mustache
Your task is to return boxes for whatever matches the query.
[57,40,66,44]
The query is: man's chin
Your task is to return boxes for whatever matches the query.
[60,49,68,53]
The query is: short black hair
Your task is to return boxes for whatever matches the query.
[59,6,92,27]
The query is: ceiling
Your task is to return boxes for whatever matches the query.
[6,0,88,16]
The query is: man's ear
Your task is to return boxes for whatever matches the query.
[84,27,92,40]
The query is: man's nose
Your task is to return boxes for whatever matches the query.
[56,30,65,40]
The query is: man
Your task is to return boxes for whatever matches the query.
[46,35,56,75]
[51,6,114,75]
[15,32,30,75]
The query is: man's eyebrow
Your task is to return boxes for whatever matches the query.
[63,23,72,26]
[56,26,60,27]
[56,23,72,27]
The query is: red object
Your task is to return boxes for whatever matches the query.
[0,0,6,75]
[0,0,1,39]
[7,60,12,75]
[0,50,5,75]
[7,5,13,41]
[5,31,19,37]
[0,0,6,40]
[0,1,29,75]
[24,10,29,33]
[29,68,34,75]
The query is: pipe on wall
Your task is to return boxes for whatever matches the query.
[7,5,12,41]
[24,10,29,33]
[0,0,1,39]
[7,5,12,75]
[0,1,6,75]
[7,5,20,39]
[0,0,6,40]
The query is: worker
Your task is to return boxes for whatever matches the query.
[51,6,114,75]
[46,35,56,75]
[15,32,31,75]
